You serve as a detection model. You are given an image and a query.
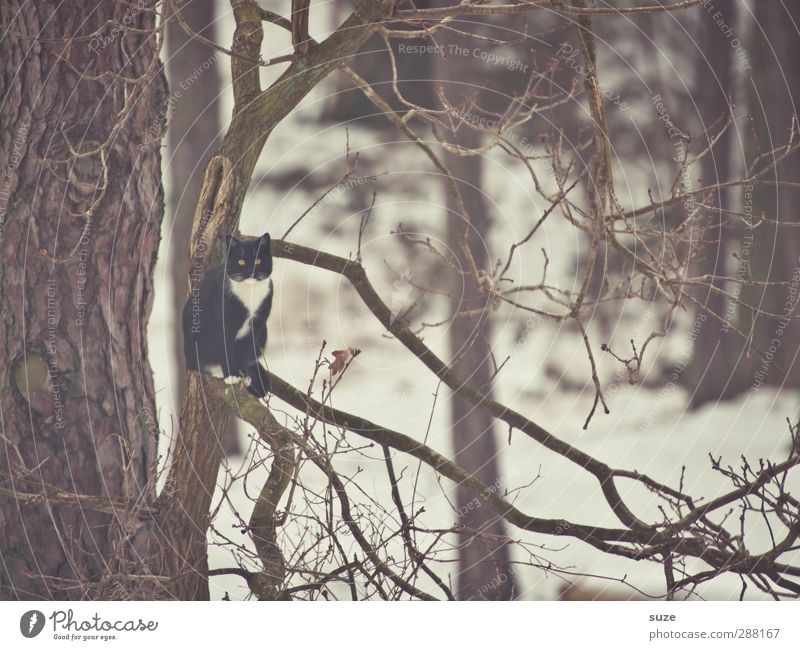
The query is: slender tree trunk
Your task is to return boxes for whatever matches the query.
[166,0,221,398]
[444,138,516,600]
[0,1,165,599]
[430,7,516,598]
[165,0,239,454]
[738,3,800,392]
[685,0,739,406]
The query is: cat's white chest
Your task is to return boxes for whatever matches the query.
[227,277,272,339]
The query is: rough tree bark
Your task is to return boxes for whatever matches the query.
[0,1,165,599]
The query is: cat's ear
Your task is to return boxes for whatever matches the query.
[225,234,240,249]
[260,232,271,245]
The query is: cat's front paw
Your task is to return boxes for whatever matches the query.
[223,374,252,387]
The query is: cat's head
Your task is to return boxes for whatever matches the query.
[224,232,273,282]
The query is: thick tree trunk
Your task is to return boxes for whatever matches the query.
[0,1,165,599]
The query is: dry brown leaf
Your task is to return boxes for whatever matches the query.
[329,347,361,376]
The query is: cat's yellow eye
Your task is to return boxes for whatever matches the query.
[255,259,261,264]
[238,259,246,266]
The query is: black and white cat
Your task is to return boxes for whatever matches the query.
[182,232,273,397]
